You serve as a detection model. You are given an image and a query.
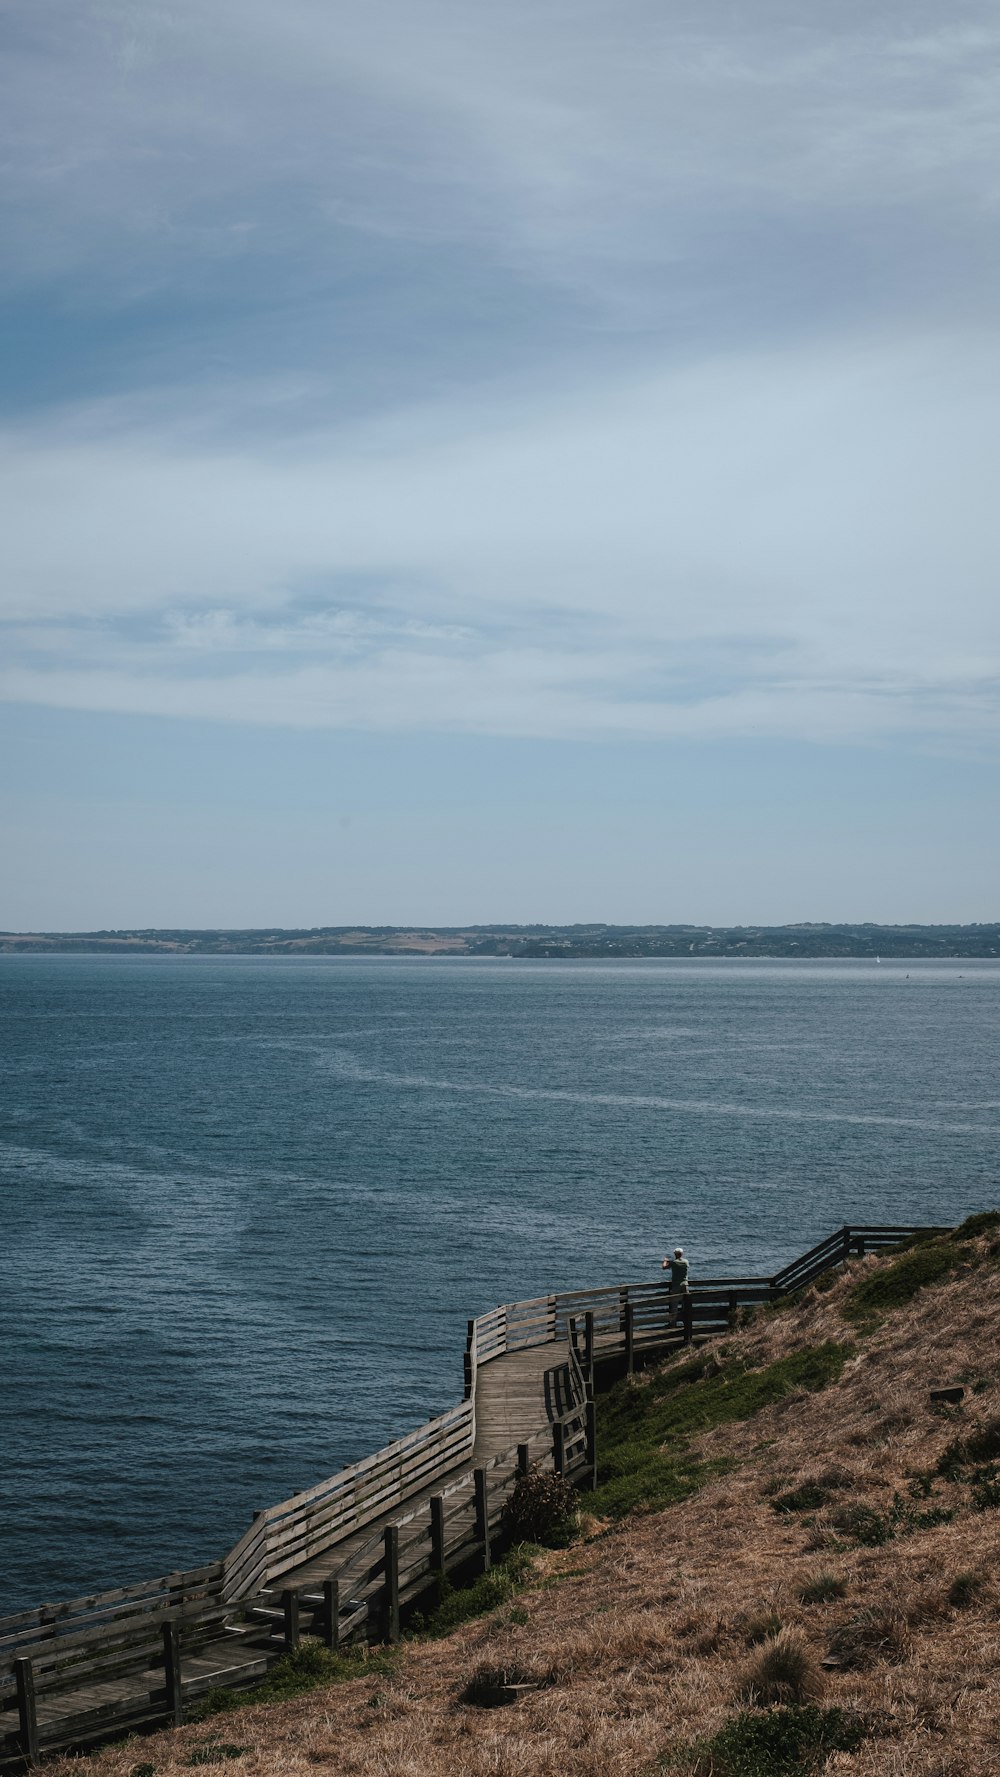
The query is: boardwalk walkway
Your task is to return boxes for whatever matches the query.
[1,1223,937,1766]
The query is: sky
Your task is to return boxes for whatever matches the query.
[2,0,999,928]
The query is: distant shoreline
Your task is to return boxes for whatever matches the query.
[2,922,999,960]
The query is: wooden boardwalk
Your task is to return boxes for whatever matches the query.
[2,1224,939,1766]
[273,1341,570,1597]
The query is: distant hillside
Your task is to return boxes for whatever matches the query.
[2,922,999,957]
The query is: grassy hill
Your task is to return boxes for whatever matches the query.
[55,1218,1000,1777]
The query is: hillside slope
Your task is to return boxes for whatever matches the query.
[56,1220,1000,1777]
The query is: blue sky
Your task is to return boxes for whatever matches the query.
[2,1,999,927]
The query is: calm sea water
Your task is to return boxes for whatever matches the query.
[2,953,999,1613]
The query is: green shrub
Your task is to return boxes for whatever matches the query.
[796,1570,847,1605]
[684,1704,866,1776]
[502,1467,579,1546]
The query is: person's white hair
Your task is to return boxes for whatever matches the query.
[674,1247,684,1257]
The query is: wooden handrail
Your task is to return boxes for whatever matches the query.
[0,1218,948,1764]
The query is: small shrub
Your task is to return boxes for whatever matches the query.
[796,1570,847,1605]
[687,1704,865,1776]
[947,1571,982,1609]
[826,1607,910,1670]
[130,1766,156,1777]
[502,1466,579,1546]
[742,1629,824,1706]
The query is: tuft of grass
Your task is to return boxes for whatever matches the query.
[770,1482,832,1515]
[796,1570,847,1605]
[742,1629,824,1706]
[593,1342,852,1519]
[947,1571,983,1609]
[680,1704,866,1777]
[825,1607,910,1670]
[843,1237,966,1325]
[740,1609,784,1646]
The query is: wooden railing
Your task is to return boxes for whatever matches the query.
[0,1221,940,1766]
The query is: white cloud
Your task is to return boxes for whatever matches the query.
[2,327,999,745]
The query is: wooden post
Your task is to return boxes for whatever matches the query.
[383,1526,400,1643]
[682,1294,693,1347]
[162,1619,183,1727]
[547,1294,556,1340]
[430,1494,445,1574]
[584,1310,594,1384]
[624,1301,635,1374]
[586,1397,597,1489]
[568,1314,577,1362]
[277,1588,299,1651]
[855,1235,866,1258]
[322,1578,340,1651]
[15,1657,39,1767]
[841,1225,851,1266]
[474,1468,491,1571]
[727,1291,738,1330]
[552,1419,566,1475]
[517,1442,531,1477]
[464,1320,475,1399]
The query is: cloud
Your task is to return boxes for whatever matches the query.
[3,3,1000,752]
[2,326,999,745]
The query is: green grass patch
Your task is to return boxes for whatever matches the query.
[843,1236,967,1325]
[190,1641,395,1719]
[592,1341,852,1519]
[411,1545,539,1635]
[674,1704,866,1776]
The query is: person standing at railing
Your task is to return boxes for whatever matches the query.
[661,1246,690,1325]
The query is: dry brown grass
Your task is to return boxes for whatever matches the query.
[50,1234,1000,1777]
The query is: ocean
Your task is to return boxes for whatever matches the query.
[2,953,998,1613]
